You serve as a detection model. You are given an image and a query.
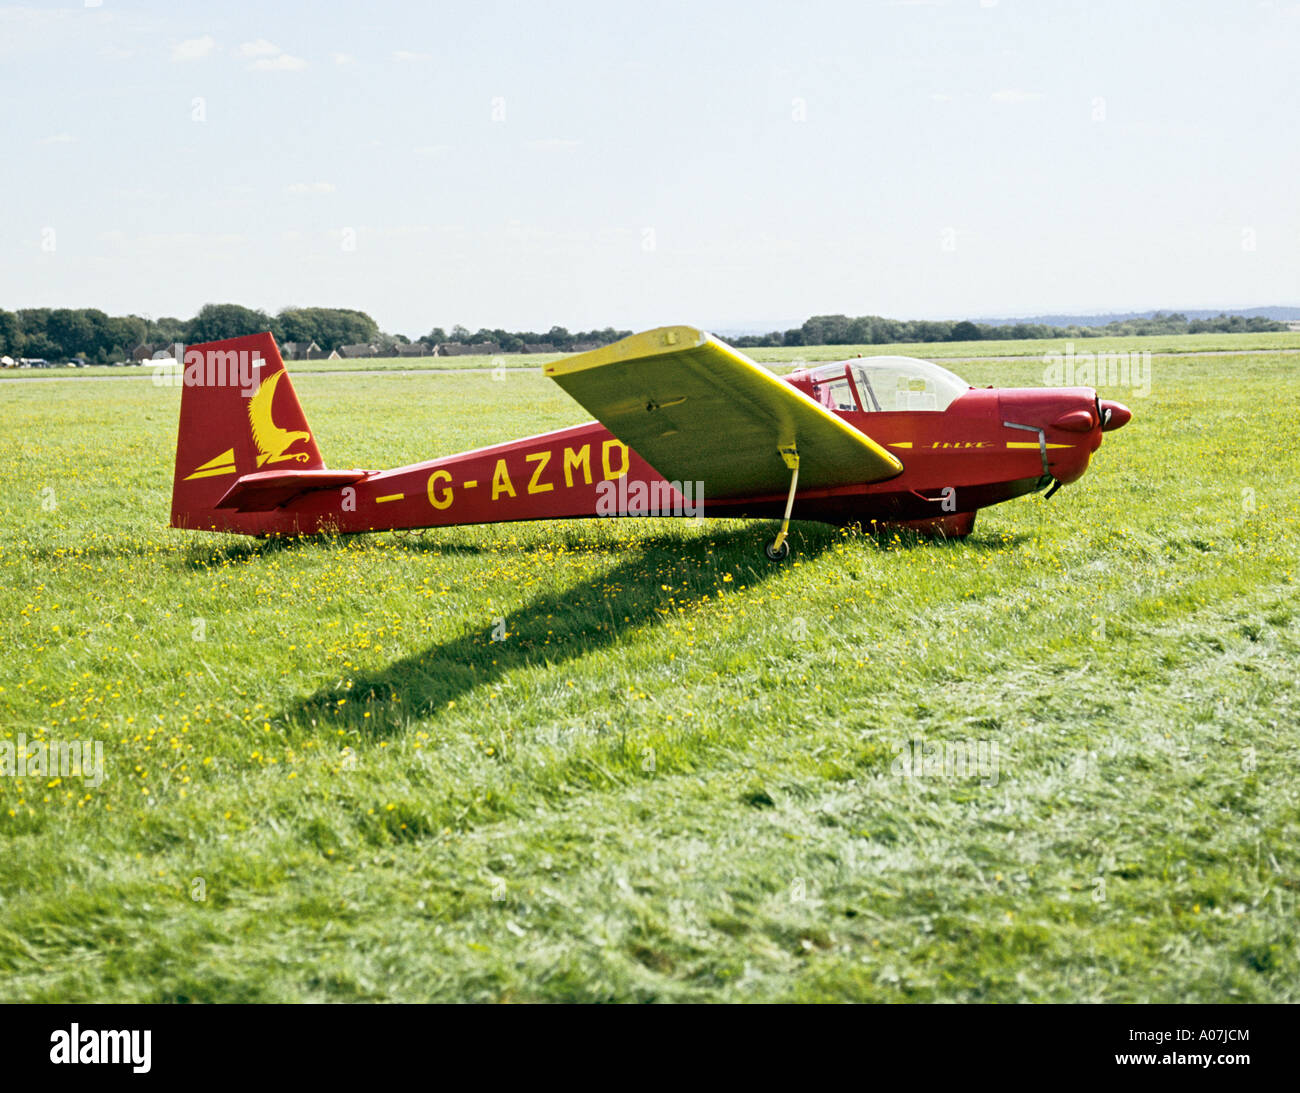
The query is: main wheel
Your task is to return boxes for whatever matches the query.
[765,539,790,561]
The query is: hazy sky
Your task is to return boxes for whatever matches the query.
[3,0,1297,335]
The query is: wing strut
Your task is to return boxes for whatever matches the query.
[765,446,801,561]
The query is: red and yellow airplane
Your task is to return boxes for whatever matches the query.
[170,326,1131,557]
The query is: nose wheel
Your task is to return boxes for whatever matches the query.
[765,446,800,562]
[765,539,790,561]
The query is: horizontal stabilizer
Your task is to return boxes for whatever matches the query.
[215,468,370,512]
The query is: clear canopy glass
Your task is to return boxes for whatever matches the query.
[803,356,971,412]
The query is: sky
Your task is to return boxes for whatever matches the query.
[2,0,1298,336]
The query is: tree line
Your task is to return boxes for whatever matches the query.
[0,303,635,363]
[0,304,384,364]
[422,325,634,353]
[732,311,1286,348]
[0,303,1286,363]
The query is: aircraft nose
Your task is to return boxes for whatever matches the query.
[1099,399,1131,431]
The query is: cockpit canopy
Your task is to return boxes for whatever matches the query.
[797,356,971,413]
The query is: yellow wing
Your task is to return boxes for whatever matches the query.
[544,326,903,498]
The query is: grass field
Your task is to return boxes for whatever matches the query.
[1,351,1297,1002]
[5,329,1299,380]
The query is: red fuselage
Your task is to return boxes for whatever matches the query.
[187,359,1130,538]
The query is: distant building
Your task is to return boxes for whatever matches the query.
[281,339,325,361]
[437,342,501,356]
[522,343,556,353]
[570,342,601,352]
[393,343,430,357]
[336,343,380,358]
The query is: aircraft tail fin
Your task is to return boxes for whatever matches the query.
[170,333,325,531]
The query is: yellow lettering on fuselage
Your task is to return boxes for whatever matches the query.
[491,459,516,499]
[602,439,629,480]
[563,445,592,487]
[440,441,626,507]
[427,468,453,509]
[526,451,554,493]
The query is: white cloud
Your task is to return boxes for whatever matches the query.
[285,181,336,195]
[235,38,307,70]
[252,53,308,72]
[171,35,217,63]
[929,93,954,103]
[991,88,1044,104]
[238,38,282,58]
[39,133,75,145]
[332,52,355,65]
[523,138,582,150]
[392,50,431,62]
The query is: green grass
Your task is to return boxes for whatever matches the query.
[1,354,1297,1001]
[5,329,1298,380]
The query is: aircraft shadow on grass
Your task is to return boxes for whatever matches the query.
[272,520,1028,738]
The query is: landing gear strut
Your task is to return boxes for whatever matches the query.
[765,447,799,562]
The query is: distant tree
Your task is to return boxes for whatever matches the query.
[17,308,50,344]
[19,332,61,359]
[188,303,274,344]
[733,332,785,348]
[146,316,190,346]
[45,309,97,360]
[0,310,24,356]
[277,309,316,345]
[369,331,406,353]
[950,321,981,342]
[1189,314,1284,333]
[106,315,149,360]
[274,307,378,351]
[871,318,904,343]
[450,324,472,343]
[421,327,448,346]
[912,320,953,342]
[801,315,852,345]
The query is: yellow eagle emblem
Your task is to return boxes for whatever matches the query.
[249,370,312,467]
